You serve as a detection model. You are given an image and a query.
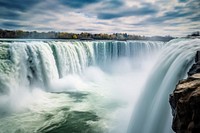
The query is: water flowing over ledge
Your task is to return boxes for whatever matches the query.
[128,39,200,133]
[0,39,200,133]
[0,40,163,93]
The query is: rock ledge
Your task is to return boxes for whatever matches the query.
[170,51,200,133]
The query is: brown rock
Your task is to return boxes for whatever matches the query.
[170,51,200,133]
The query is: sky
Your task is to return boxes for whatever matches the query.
[0,0,199,37]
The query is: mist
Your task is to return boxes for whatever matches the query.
[0,40,163,133]
[0,55,158,133]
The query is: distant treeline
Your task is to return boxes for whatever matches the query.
[0,29,174,42]
[187,31,200,38]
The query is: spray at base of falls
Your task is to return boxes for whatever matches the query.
[0,39,200,133]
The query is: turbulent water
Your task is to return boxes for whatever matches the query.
[0,39,199,133]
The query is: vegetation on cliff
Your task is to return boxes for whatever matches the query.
[0,29,174,41]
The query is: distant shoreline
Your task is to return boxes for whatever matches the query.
[0,29,174,42]
[0,38,172,42]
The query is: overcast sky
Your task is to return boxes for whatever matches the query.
[0,0,199,36]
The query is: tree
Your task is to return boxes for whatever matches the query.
[191,31,200,36]
[72,34,78,39]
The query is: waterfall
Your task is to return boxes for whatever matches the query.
[3,39,200,133]
[128,39,200,133]
[0,40,163,94]
[94,41,163,67]
[49,41,95,76]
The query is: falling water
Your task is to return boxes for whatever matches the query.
[128,39,200,133]
[0,39,200,133]
[0,40,163,93]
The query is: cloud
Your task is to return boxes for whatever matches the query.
[76,28,96,31]
[0,0,41,20]
[0,0,199,36]
[97,3,158,19]
[58,0,102,8]
[189,14,200,22]
[168,0,200,21]
[102,0,124,8]
[0,21,29,29]
[164,11,193,19]
[1,22,21,27]
[98,13,122,19]
[178,0,187,3]
[0,9,21,20]
[133,0,199,26]
[0,0,41,11]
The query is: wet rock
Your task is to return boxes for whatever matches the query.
[188,51,200,76]
[170,51,200,133]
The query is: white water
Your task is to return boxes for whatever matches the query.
[128,39,200,133]
[0,39,199,133]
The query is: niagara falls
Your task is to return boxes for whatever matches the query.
[0,0,200,133]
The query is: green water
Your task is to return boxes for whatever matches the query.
[0,91,109,133]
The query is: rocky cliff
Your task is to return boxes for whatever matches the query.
[170,51,200,133]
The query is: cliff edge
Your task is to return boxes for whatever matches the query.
[170,51,200,133]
